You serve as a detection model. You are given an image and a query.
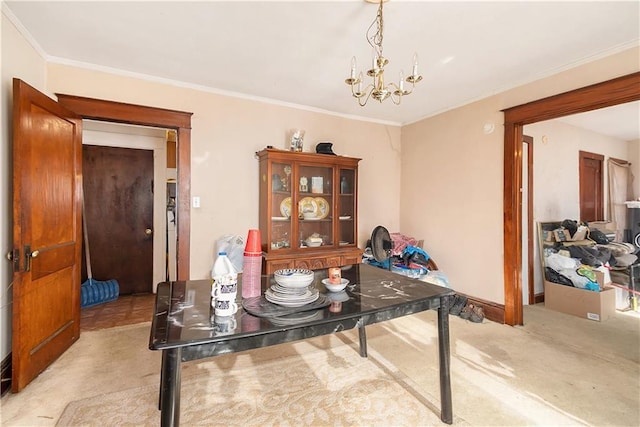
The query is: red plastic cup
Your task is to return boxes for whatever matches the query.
[245,229,262,253]
[242,255,262,298]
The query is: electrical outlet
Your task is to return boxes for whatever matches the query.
[192,196,201,208]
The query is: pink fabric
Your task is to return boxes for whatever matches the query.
[390,233,419,256]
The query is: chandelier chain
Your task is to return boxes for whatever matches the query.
[367,1,384,56]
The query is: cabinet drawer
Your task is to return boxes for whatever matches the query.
[294,258,325,270]
[341,255,361,265]
[294,256,341,271]
[265,259,294,274]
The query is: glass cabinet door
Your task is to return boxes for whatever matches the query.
[269,162,293,250]
[338,168,356,246]
[297,164,334,249]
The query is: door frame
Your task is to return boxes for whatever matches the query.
[502,72,640,326]
[522,135,534,305]
[56,94,192,280]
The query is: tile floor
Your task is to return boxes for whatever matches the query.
[80,293,156,331]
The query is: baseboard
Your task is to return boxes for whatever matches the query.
[459,294,505,324]
[534,292,545,304]
[1,353,11,396]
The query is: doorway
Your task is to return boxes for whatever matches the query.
[81,120,174,293]
[522,135,534,306]
[502,72,640,326]
[579,150,605,222]
[56,94,192,281]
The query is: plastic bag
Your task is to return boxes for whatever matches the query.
[545,253,579,272]
[216,235,245,272]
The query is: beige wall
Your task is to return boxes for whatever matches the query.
[45,64,403,280]
[400,46,640,304]
[1,11,48,360]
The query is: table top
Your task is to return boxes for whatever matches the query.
[149,263,453,357]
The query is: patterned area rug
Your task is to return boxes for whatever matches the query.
[57,342,445,426]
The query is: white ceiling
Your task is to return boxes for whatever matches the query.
[4,0,640,137]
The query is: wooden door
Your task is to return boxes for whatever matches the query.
[11,79,83,392]
[579,151,604,222]
[82,145,154,294]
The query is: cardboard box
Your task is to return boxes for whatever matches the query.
[588,221,616,232]
[544,273,616,321]
[553,229,571,242]
[542,230,555,242]
[553,226,588,242]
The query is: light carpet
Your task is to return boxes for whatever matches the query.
[3,305,639,426]
[57,337,451,426]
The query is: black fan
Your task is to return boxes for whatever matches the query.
[371,225,393,269]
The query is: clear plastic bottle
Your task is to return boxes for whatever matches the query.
[211,252,237,304]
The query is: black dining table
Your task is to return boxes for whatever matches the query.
[149,263,454,427]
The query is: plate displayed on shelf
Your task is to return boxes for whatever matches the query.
[272,216,289,221]
[339,216,351,220]
[280,197,292,218]
[315,197,330,219]
[299,196,318,218]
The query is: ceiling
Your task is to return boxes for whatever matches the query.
[4,1,639,137]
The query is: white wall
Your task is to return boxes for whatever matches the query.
[629,139,640,199]
[525,120,630,296]
[0,8,48,362]
[400,46,640,304]
[526,120,630,221]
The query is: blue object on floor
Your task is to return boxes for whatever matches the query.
[81,278,119,308]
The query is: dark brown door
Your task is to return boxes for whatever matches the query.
[11,79,82,391]
[579,151,604,222]
[82,145,154,294]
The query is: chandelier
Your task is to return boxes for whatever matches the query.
[345,0,422,106]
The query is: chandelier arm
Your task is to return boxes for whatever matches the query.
[351,82,374,99]
[357,87,375,107]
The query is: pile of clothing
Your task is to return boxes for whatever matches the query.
[363,232,450,288]
[544,219,638,291]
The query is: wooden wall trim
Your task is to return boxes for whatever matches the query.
[503,121,523,325]
[502,72,640,326]
[57,94,192,281]
[504,72,640,124]
[55,94,192,129]
[458,294,505,324]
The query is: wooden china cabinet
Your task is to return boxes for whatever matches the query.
[257,148,362,274]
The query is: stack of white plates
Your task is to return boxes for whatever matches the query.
[266,269,318,307]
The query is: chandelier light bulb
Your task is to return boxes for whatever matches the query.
[412,53,419,77]
[350,56,357,79]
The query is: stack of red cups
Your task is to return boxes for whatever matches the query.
[242,229,262,299]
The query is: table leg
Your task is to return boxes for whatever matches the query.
[438,295,453,424]
[160,347,182,427]
[158,350,166,410]
[358,322,368,358]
